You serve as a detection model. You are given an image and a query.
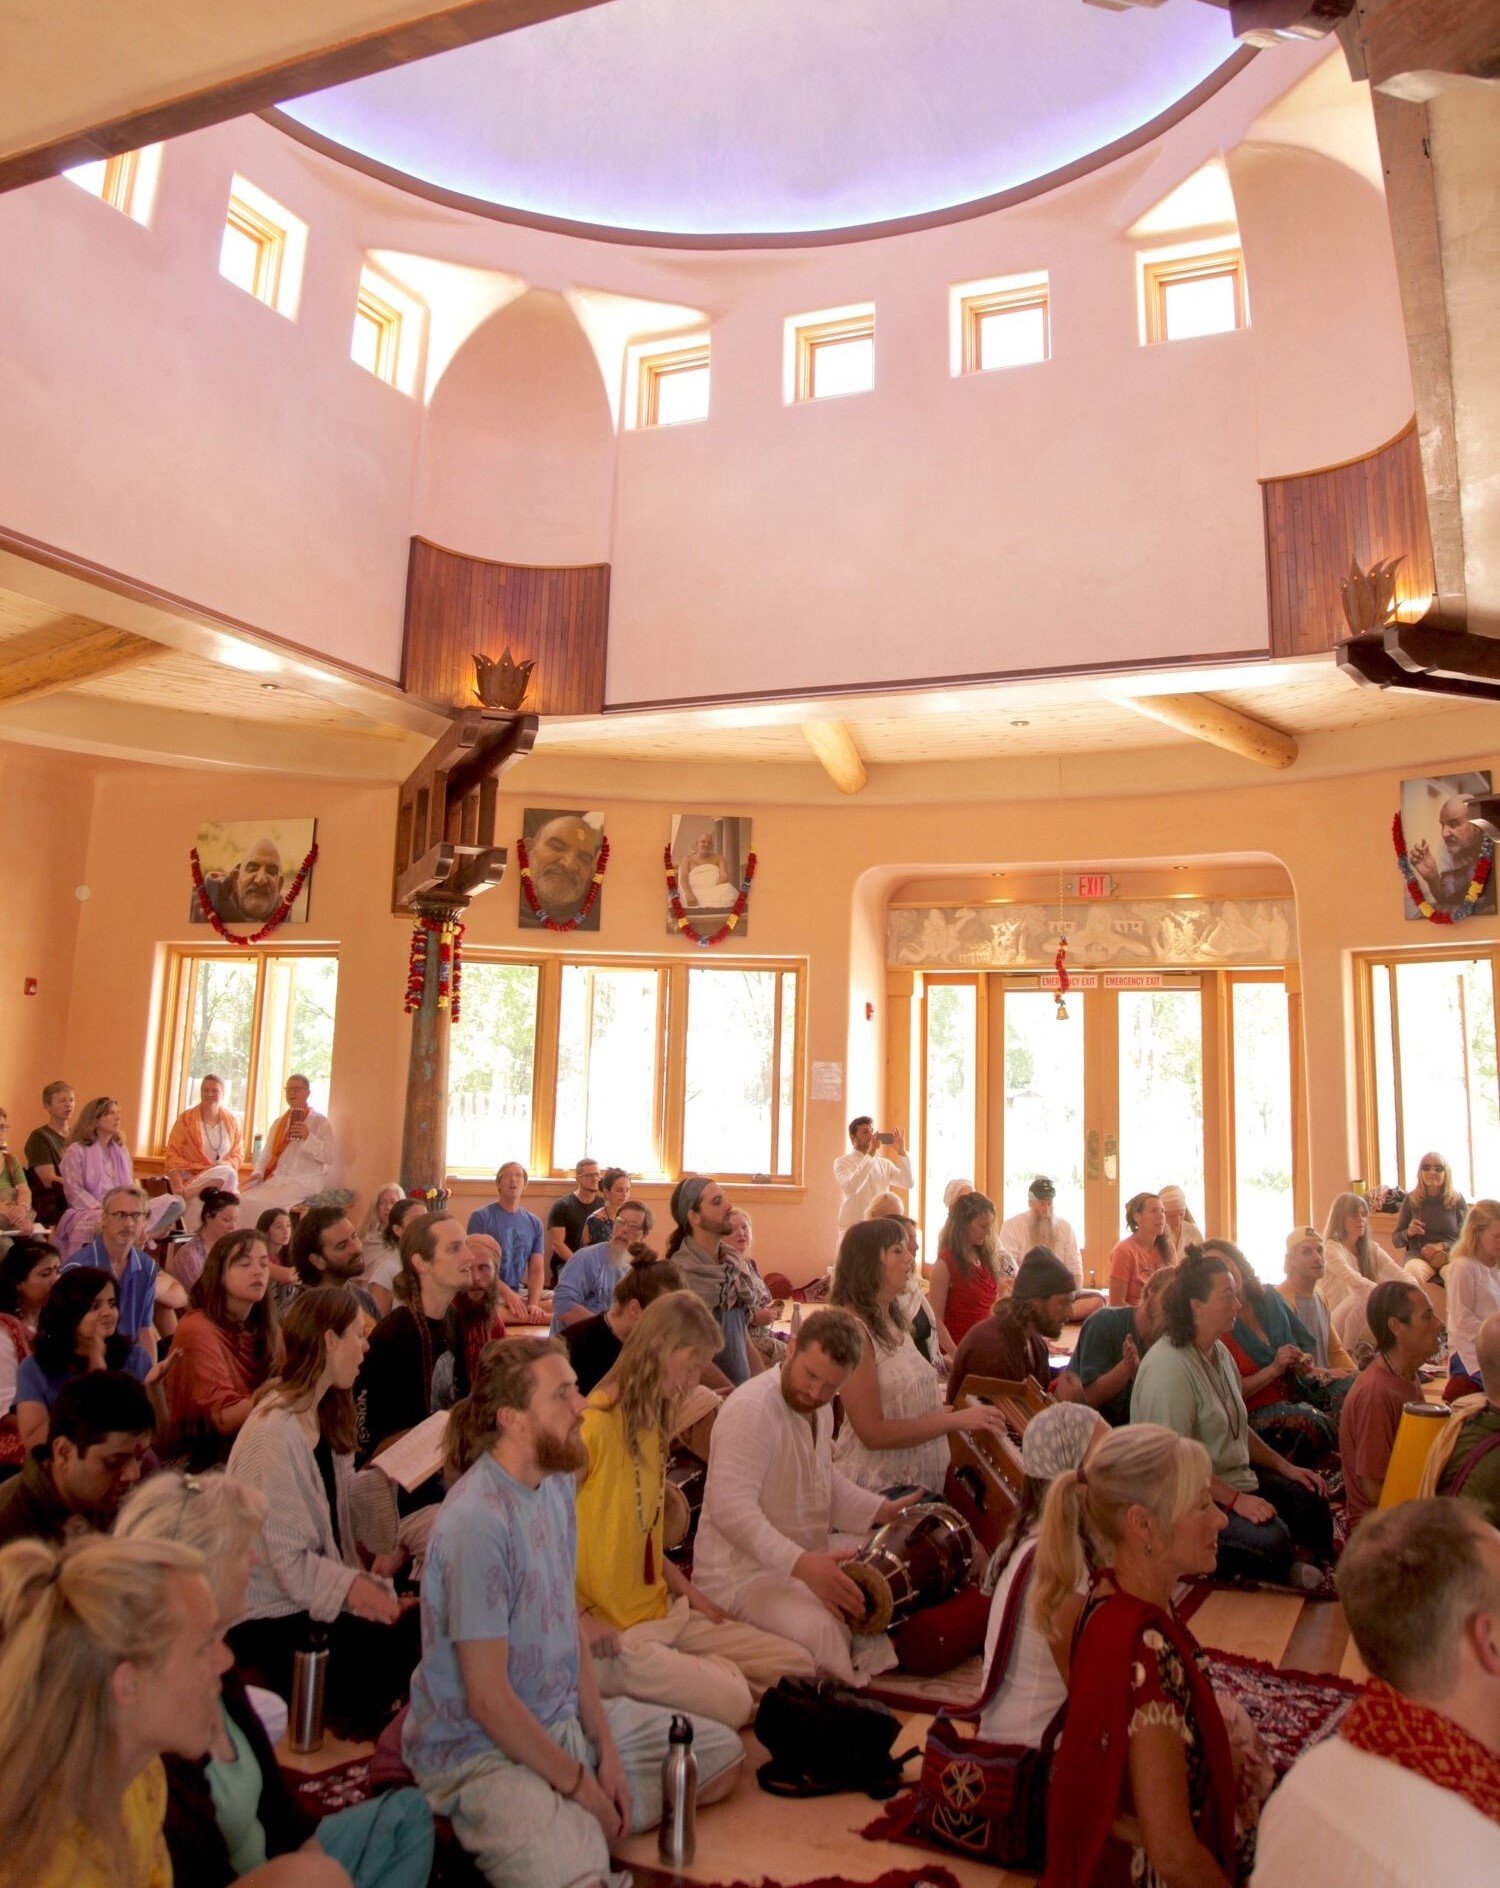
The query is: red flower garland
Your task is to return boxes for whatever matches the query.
[665,844,758,947]
[189,844,318,946]
[1392,811,1493,926]
[516,834,610,931]
[1054,933,1070,1021]
[404,916,465,1022]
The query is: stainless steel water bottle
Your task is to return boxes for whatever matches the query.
[657,1713,697,1866]
[288,1624,328,1754]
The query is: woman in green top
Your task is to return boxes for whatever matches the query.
[1130,1248,1333,1589]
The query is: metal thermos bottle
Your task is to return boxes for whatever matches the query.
[657,1713,697,1867]
[288,1625,328,1754]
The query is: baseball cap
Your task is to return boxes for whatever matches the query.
[1028,1176,1056,1201]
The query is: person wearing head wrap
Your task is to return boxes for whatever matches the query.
[1159,1185,1206,1263]
[977,1401,1107,1745]
[664,1176,758,1384]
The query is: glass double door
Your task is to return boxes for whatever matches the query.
[919,973,1294,1286]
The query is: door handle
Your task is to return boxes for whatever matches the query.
[1086,1128,1100,1182]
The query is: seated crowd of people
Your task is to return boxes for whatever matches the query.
[0,1082,1496,1888]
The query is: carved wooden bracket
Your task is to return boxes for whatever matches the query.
[392,708,538,915]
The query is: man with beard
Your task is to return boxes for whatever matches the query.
[665,1176,757,1384]
[1409,795,1494,913]
[521,814,602,927]
[202,836,285,924]
[693,1308,919,1685]
[289,1203,365,1289]
[947,1248,1083,1403]
[403,1338,742,1888]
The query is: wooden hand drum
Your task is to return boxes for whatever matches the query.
[845,1498,975,1635]
[943,1375,1049,1555]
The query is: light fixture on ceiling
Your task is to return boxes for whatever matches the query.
[259,682,282,692]
[1011,719,1030,728]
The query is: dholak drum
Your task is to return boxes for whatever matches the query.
[845,1499,975,1635]
[663,1479,692,1551]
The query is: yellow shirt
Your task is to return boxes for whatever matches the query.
[39,1757,171,1888]
[576,1392,669,1630]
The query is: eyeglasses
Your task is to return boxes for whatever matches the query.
[105,1210,147,1222]
[1419,1162,1444,1172]
[171,1474,204,1539]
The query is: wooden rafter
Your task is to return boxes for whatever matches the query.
[801,719,868,794]
[1116,693,1299,768]
[0,621,157,708]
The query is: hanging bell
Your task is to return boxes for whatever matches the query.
[1055,1000,1069,1022]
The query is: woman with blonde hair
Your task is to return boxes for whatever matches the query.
[1035,1425,1245,1888]
[831,1217,1006,1493]
[0,1533,351,1888]
[1319,1192,1405,1354]
[1393,1152,1468,1320]
[1446,1198,1500,1387]
[117,1471,432,1888]
[54,1096,183,1260]
[572,1290,812,1726]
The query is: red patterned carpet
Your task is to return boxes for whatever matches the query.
[1202,1648,1357,1775]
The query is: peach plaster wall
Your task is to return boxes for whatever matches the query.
[23,734,1496,1285]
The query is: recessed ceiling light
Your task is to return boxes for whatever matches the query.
[1011,719,1030,728]
[260,682,282,692]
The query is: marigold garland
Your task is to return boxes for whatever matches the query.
[665,844,758,947]
[404,916,465,1022]
[516,833,610,931]
[189,844,318,945]
[1392,811,1493,926]
[1054,933,1070,1021]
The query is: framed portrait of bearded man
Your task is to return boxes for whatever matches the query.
[1399,771,1495,922]
[188,818,317,927]
[519,807,606,932]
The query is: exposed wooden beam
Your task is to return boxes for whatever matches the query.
[0,622,157,707]
[1116,693,1299,768]
[0,1,612,195]
[801,718,867,794]
[1359,0,1500,101]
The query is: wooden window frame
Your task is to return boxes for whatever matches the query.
[1142,247,1245,345]
[793,310,876,403]
[634,338,711,429]
[1352,944,1500,1196]
[151,945,338,1156]
[353,282,404,386]
[455,950,807,1186]
[222,195,286,308]
[959,282,1050,374]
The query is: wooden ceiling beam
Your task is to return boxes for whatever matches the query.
[801,718,868,794]
[0,622,158,708]
[1115,692,1299,768]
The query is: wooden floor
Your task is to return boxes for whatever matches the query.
[278,1585,1366,1887]
[611,1586,1363,1888]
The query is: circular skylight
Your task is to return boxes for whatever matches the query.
[281,0,1239,238]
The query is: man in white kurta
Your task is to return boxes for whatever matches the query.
[693,1309,915,1685]
[833,1118,913,1230]
[1251,1498,1500,1888]
[238,1074,342,1218]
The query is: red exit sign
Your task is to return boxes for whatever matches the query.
[1076,873,1112,899]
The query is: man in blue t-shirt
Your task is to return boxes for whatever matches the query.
[1059,1265,1172,1425]
[65,1184,188,1359]
[403,1337,741,1888]
[549,1200,652,1333]
[467,1162,545,1316]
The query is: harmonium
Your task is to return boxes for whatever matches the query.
[943,1375,1050,1555]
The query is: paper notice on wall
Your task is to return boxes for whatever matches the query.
[811,1060,844,1101]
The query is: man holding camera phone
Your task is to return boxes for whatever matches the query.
[833,1116,912,1230]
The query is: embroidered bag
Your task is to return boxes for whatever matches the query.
[867,1544,1058,1869]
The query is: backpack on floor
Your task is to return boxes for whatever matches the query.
[754,1676,916,1799]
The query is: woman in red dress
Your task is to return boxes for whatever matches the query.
[1035,1422,1258,1888]
[929,1190,1009,1347]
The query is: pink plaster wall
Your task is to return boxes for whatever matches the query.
[0,55,1410,698]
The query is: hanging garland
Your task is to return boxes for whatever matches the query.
[404,916,465,1021]
[1392,812,1493,925]
[516,834,610,931]
[1054,933,1071,1021]
[666,844,758,947]
[189,844,318,946]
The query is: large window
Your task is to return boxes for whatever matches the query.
[1359,948,1500,1201]
[1227,975,1294,1269]
[447,955,804,1183]
[156,950,338,1153]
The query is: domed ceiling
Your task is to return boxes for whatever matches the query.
[281,0,1241,239]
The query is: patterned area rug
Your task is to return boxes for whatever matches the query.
[1203,1648,1357,1775]
[291,1756,376,1816]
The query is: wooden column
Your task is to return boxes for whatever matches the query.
[400,905,462,1197]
